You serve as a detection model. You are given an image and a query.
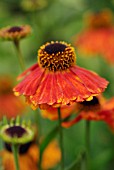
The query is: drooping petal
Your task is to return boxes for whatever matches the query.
[62,115,83,128]
[17,63,38,80]
[14,65,45,96]
[41,104,76,120]
[71,66,108,93]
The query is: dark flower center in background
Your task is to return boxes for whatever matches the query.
[45,43,66,54]
[8,26,22,33]
[5,126,27,138]
[38,42,76,71]
[79,96,99,106]
[4,141,33,154]
[77,96,101,112]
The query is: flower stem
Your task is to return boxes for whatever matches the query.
[12,144,20,170]
[14,40,25,71]
[58,107,64,170]
[35,109,42,170]
[85,120,90,170]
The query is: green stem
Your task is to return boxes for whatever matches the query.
[14,40,26,71]
[58,107,64,170]
[35,109,42,170]
[39,155,42,170]
[85,120,90,170]
[12,144,20,170]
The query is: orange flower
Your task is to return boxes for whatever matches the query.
[41,140,61,169]
[0,25,31,41]
[62,96,114,129]
[0,76,25,119]
[98,97,114,130]
[74,9,114,64]
[0,140,61,170]
[13,41,108,110]
[41,103,76,120]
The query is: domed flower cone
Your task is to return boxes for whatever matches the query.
[0,25,31,41]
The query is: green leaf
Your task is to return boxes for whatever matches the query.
[66,150,87,170]
[40,125,59,159]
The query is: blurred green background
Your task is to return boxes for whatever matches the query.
[0,0,114,170]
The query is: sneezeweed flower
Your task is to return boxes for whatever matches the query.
[13,41,109,110]
[62,95,114,129]
[0,25,31,41]
[41,103,76,120]
[74,9,114,64]
[0,117,35,170]
[0,76,25,119]
[0,25,31,71]
[0,118,61,170]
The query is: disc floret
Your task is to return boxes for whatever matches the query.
[38,41,76,72]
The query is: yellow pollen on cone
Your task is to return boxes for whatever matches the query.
[38,41,76,72]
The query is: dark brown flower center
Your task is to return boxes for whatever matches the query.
[5,126,27,138]
[45,43,67,54]
[8,26,22,33]
[4,141,33,154]
[38,42,76,72]
[79,96,99,106]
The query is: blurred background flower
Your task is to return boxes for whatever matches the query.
[74,9,114,64]
[0,25,31,41]
[41,104,76,120]
[62,95,114,128]
[0,75,26,119]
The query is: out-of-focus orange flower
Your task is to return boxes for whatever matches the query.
[41,140,61,169]
[86,9,113,29]
[0,149,38,170]
[0,25,31,41]
[13,41,108,110]
[41,103,76,120]
[0,140,61,170]
[74,9,114,64]
[98,97,114,130]
[62,96,114,130]
[0,76,25,119]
